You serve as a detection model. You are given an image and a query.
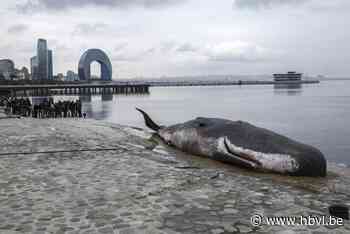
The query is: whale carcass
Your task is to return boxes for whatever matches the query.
[136,108,327,177]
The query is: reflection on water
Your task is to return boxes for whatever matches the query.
[102,94,113,101]
[274,83,302,96]
[79,94,92,103]
[80,94,113,120]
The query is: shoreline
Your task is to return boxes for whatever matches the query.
[0,117,349,233]
[1,107,349,169]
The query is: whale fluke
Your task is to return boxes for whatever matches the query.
[136,108,161,131]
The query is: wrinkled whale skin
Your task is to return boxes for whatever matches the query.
[137,109,327,177]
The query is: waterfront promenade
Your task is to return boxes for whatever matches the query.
[0,115,349,233]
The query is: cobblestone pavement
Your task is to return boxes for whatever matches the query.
[0,118,349,234]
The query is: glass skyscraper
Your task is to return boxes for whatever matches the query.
[37,39,48,80]
[30,56,38,80]
[48,50,53,80]
[31,39,54,80]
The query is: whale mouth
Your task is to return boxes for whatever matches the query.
[223,137,263,169]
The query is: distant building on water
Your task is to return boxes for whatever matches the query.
[273,71,302,82]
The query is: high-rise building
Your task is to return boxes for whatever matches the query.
[66,70,79,81]
[48,50,53,80]
[0,59,15,80]
[21,67,30,80]
[57,73,64,81]
[30,56,39,80]
[0,60,30,80]
[37,39,48,80]
[31,39,54,80]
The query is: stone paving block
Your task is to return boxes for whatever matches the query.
[0,119,349,233]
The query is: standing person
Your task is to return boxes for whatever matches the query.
[58,101,63,118]
[50,101,54,118]
[5,98,11,114]
[38,103,43,118]
[71,101,76,117]
[77,100,82,118]
[33,104,37,118]
[63,102,68,118]
[25,98,31,117]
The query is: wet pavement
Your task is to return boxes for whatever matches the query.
[0,118,349,234]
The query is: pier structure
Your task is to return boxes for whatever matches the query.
[146,79,320,87]
[0,83,149,97]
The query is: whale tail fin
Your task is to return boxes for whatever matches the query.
[136,108,161,131]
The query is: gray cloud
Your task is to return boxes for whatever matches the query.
[204,42,273,63]
[7,24,28,34]
[113,40,273,64]
[72,23,108,35]
[17,0,186,13]
[234,0,309,9]
[159,41,177,53]
[144,47,157,54]
[114,42,129,52]
[112,44,156,62]
[112,54,140,62]
[176,43,198,53]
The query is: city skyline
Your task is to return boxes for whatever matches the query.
[1,0,350,79]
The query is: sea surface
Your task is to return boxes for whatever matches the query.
[55,80,350,165]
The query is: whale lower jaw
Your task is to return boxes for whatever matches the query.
[217,137,300,174]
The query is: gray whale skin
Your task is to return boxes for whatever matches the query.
[136,108,327,177]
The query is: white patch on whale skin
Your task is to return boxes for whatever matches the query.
[160,128,198,149]
[218,137,299,174]
[159,128,216,156]
[159,129,173,144]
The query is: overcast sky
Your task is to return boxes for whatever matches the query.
[1,0,349,78]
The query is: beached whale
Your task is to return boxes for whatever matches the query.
[136,108,327,177]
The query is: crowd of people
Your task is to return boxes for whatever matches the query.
[5,97,86,118]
